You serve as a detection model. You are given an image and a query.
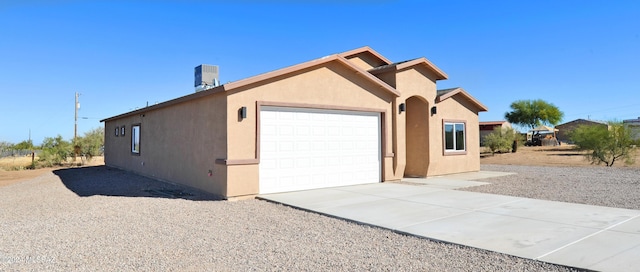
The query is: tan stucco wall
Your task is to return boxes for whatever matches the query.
[102,52,485,198]
[393,67,438,179]
[344,53,387,71]
[404,97,430,177]
[427,96,482,176]
[370,65,484,177]
[104,92,228,197]
[224,62,395,197]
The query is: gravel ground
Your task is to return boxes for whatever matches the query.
[0,166,580,271]
[468,165,640,210]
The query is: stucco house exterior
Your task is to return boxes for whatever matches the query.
[101,47,488,199]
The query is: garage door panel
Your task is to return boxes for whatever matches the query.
[259,106,381,194]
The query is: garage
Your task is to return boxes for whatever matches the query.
[101,46,487,199]
[259,106,381,194]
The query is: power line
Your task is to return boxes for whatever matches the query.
[564,103,640,119]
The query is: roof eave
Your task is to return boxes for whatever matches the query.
[338,46,392,65]
[100,85,227,123]
[223,54,399,97]
[101,50,402,122]
[396,57,448,80]
[436,87,488,112]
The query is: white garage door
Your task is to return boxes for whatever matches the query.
[259,106,381,194]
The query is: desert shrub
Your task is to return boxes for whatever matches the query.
[73,127,104,161]
[13,140,34,151]
[38,135,72,167]
[483,127,519,155]
[0,141,12,153]
[570,122,636,167]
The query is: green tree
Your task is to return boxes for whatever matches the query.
[570,122,636,167]
[38,135,71,167]
[74,127,104,161]
[13,139,34,151]
[505,99,564,129]
[483,127,520,155]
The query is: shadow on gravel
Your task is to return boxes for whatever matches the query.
[54,166,222,201]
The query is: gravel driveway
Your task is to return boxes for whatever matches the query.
[470,165,640,210]
[0,166,587,271]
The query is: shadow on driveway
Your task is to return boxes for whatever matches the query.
[53,166,222,201]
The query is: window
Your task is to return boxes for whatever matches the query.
[120,126,125,136]
[131,124,140,154]
[115,127,119,137]
[444,121,466,153]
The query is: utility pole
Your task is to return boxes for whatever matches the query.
[74,92,80,141]
[74,92,81,162]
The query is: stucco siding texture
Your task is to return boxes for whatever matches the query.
[104,93,228,197]
[427,96,481,176]
[101,47,487,198]
[393,68,437,179]
[224,63,395,197]
[344,54,387,71]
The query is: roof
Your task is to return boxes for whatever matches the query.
[368,58,448,80]
[102,48,400,123]
[436,87,488,112]
[102,47,480,123]
[480,121,509,126]
[556,118,608,127]
[368,59,415,72]
[338,46,392,65]
[531,125,558,132]
[222,54,398,95]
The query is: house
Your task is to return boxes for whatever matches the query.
[556,119,608,144]
[479,121,511,146]
[100,46,488,199]
[623,117,640,141]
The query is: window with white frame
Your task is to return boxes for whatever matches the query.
[444,122,466,152]
[131,124,140,154]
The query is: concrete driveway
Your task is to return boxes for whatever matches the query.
[258,172,640,272]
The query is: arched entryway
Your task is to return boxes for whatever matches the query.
[404,96,430,177]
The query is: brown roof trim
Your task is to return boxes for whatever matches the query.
[395,57,448,80]
[224,54,399,97]
[436,87,488,112]
[367,57,448,81]
[101,48,400,122]
[100,85,227,122]
[556,118,608,126]
[480,121,509,126]
[334,55,400,96]
[338,46,392,65]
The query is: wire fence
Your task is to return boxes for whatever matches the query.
[0,150,42,159]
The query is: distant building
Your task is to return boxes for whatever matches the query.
[479,121,511,146]
[623,117,640,141]
[555,119,608,144]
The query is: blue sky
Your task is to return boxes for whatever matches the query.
[1,1,639,144]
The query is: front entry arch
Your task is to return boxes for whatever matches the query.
[405,96,430,177]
